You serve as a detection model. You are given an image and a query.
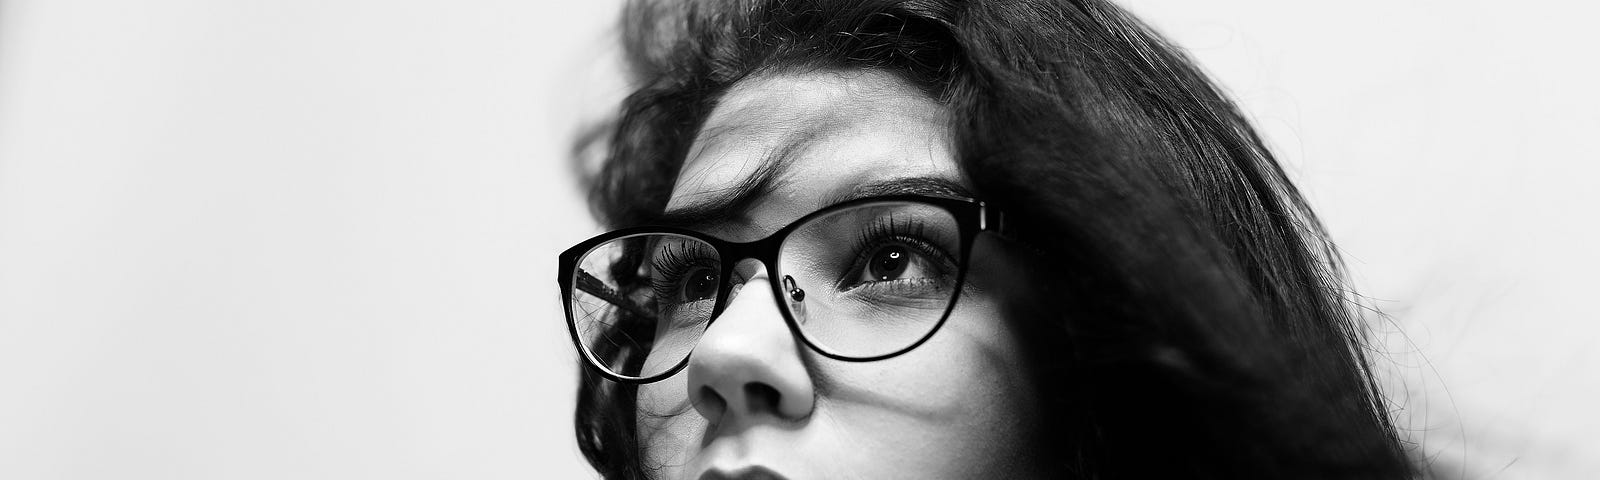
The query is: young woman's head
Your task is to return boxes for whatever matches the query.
[561,0,1412,478]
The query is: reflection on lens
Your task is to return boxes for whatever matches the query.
[776,201,962,358]
[569,234,720,379]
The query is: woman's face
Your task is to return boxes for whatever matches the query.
[635,69,1045,479]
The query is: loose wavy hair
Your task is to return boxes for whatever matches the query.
[571,0,1411,478]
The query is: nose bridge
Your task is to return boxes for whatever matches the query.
[720,263,779,330]
[730,256,772,287]
[716,234,787,317]
[688,259,815,423]
[710,258,798,355]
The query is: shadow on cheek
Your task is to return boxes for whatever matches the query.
[804,313,1027,425]
[630,380,700,454]
[634,392,704,470]
[636,383,697,424]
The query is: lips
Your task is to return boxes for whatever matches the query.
[697,466,790,480]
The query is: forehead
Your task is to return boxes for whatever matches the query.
[666,69,962,235]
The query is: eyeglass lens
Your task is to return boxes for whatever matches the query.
[568,200,963,380]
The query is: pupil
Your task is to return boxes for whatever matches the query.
[683,269,718,301]
[871,245,908,280]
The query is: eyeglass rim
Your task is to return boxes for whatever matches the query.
[556,194,1004,384]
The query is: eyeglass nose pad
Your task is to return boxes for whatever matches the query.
[781,274,807,324]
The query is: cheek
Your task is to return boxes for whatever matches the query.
[812,294,1042,472]
[634,375,705,472]
[834,308,1027,404]
[919,303,1033,411]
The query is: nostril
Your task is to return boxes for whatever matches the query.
[693,385,727,420]
[743,383,782,414]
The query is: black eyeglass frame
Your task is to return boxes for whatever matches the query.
[556,194,1007,384]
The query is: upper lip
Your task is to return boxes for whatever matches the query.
[697,465,789,480]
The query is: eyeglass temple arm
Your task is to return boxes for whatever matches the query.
[979,205,1016,241]
[574,268,657,320]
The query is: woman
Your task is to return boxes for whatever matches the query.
[559,0,1413,478]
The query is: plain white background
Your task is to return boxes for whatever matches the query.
[0,0,1595,478]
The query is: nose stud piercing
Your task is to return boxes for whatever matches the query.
[782,275,807,324]
[782,275,805,302]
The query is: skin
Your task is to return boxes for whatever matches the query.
[635,69,1046,479]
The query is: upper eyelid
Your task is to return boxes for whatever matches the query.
[647,243,717,278]
[839,218,957,281]
[859,214,957,249]
[850,232,957,268]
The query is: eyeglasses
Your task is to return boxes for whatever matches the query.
[557,194,1005,384]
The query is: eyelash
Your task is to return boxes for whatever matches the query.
[842,216,957,289]
[649,243,717,301]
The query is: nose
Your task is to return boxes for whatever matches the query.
[686,262,816,426]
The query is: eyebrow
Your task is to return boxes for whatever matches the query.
[654,159,785,230]
[656,174,974,231]
[822,176,974,206]
[654,122,831,229]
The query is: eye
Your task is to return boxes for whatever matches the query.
[859,242,933,283]
[679,267,719,302]
[647,238,720,307]
[868,244,909,280]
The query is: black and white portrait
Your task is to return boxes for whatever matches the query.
[0,1,1594,478]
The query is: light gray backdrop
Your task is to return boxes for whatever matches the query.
[1,0,1594,478]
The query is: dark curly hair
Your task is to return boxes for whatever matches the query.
[570,0,1412,478]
